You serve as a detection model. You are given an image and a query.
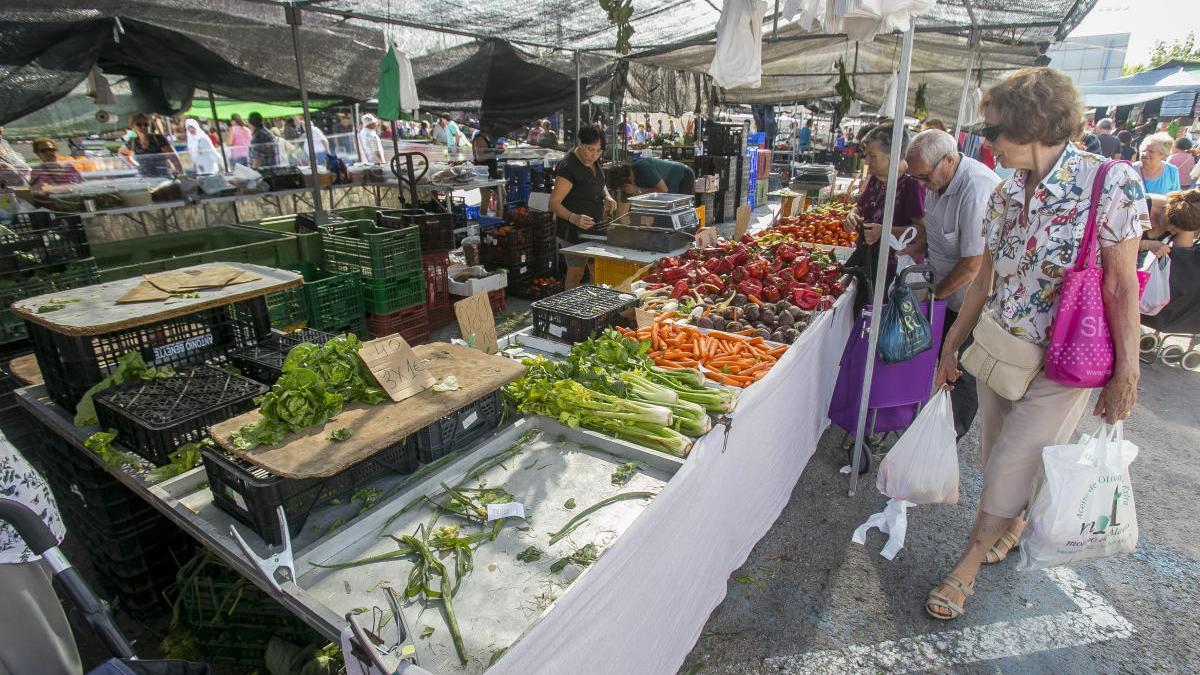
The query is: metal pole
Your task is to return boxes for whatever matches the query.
[352,102,363,162]
[848,25,915,496]
[574,50,582,140]
[207,88,229,173]
[286,3,325,223]
[952,31,976,139]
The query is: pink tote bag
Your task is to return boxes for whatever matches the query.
[1045,160,1125,388]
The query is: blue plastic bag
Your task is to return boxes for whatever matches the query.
[877,278,932,364]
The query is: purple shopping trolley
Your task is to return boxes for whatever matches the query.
[828,265,946,471]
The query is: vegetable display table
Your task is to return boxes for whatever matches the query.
[13,288,856,675]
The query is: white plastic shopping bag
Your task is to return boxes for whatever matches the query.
[1018,421,1139,571]
[852,498,911,560]
[1138,254,1171,316]
[876,390,959,505]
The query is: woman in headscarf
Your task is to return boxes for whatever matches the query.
[185,119,221,175]
[358,113,385,164]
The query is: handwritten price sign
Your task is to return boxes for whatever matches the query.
[359,335,436,402]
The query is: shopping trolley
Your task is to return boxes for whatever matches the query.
[1140,246,1200,372]
[0,498,211,675]
[827,264,947,471]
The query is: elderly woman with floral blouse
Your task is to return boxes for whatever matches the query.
[929,67,1147,620]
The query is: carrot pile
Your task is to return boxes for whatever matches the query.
[617,314,788,388]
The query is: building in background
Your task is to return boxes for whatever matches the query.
[1048,33,1130,85]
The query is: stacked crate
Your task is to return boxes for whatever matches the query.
[491,208,559,300]
[322,219,426,343]
[0,213,97,347]
[505,162,533,204]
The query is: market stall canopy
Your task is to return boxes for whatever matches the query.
[630,0,1097,118]
[413,39,578,136]
[0,0,385,125]
[1077,61,1200,107]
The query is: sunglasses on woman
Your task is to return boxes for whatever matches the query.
[976,124,1003,142]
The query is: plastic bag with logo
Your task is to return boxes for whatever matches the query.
[1017,421,1139,571]
[876,274,933,364]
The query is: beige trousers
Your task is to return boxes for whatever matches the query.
[0,560,82,675]
[976,372,1092,518]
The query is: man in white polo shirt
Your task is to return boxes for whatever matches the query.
[905,129,1000,438]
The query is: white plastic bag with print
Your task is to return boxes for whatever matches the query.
[1018,422,1139,571]
[1138,253,1171,316]
[875,390,959,505]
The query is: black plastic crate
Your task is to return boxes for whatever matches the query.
[202,438,419,545]
[379,209,454,253]
[258,167,305,191]
[482,242,534,272]
[414,390,503,464]
[0,213,91,274]
[93,365,267,466]
[532,285,639,343]
[26,297,271,412]
[229,328,337,385]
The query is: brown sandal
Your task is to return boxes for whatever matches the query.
[926,573,975,620]
[984,530,1020,565]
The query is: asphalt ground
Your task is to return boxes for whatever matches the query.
[679,339,1200,674]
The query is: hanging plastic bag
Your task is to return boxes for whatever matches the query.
[877,273,933,364]
[852,498,911,560]
[1017,421,1139,571]
[876,390,959,504]
[1138,253,1171,316]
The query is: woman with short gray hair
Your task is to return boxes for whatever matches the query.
[1136,132,1181,195]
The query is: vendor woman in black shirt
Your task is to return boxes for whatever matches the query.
[550,124,616,289]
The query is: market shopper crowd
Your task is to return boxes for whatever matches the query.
[835,66,1200,621]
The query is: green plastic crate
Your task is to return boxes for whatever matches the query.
[362,269,426,314]
[93,226,300,282]
[299,267,363,331]
[321,220,421,280]
[234,215,324,267]
[332,205,386,223]
[0,258,100,344]
[265,286,307,329]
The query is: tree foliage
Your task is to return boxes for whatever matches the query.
[1125,32,1200,74]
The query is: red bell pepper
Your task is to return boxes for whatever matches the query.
[701,274,725,294]
[762,285,782,302]
[704,257,724,273]
[737,278,763,297]
[793,288,821,310]
[746,259,769,279]
[791,259,810,282]
[661,267,689,283]
[671,280,691,300]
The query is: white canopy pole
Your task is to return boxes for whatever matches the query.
[848,24,915,496]
[952,31,977,138]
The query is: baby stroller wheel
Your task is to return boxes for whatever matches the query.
[1139,333,1161,354]
[1181,349,1200,372]
[1160,344,1186,366]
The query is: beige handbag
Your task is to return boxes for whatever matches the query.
[961,312,1045,401]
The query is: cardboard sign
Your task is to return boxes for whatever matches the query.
[358,335,436,402]
[635,308,655,330]
[616,262,654,292]
[733,204,751,241]
[455,292,498,354]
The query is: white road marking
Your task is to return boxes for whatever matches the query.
[763,567,1134,674]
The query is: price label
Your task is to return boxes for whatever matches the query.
[486,502,526,521]
[358,335,436,402]
[454,292,498,354]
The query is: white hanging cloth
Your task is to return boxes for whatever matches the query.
[878,71,898,116]
[708,0,770,90]
[793,0,935,42]
[394,48,420,112]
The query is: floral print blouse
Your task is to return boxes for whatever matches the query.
[983,144,1148,346]
[1,435,65,564]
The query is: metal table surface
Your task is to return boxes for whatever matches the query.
[558,240,690,265]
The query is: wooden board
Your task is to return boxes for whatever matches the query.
[12,263,302,336]
[209,343,525,479]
